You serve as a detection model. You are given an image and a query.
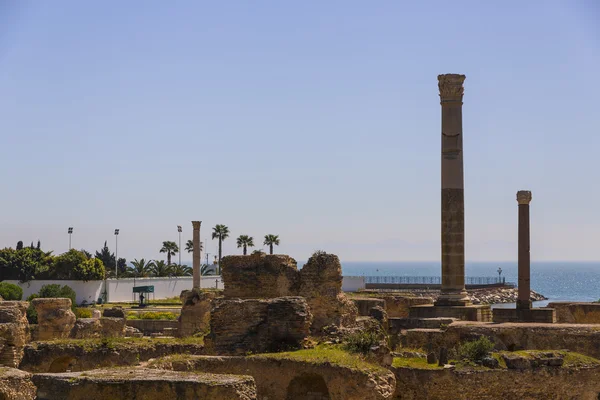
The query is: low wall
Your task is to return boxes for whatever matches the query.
[401,322,600,360]
[392,365,600,400]
[126,320,178,335]
[548,302,600,324]
[3,280,104,305]
[341,276,365,292]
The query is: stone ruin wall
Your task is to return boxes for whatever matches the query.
[548,302,600,324]
[0,301,30,368]
[208,297,312,355]
[392,365,600,400]
[220,252,358,333]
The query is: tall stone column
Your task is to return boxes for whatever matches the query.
[516,191,532,310]
[436,74,470,307]
[192,221,202,289]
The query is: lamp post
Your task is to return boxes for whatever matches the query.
[177,225,182,266]
[497,267,503,283]
[114,229,120,278]
[68,227,73,250]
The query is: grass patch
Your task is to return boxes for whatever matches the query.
[74,308,93,319]
[127,311,178,320]
[392,357,443,370]
[250,345,389,375]
[38,336,204,351]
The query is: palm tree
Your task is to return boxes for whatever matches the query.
[171,263,192,277]
[128,258,152,277]
[236,235,254,255]
[263,234,280,255]
[184,239,203,254]
[200,264,214,276]
[160,241,179,265]
[150,260,173,277]
[212,224,230,264]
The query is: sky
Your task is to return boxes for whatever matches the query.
[1,1,599,263]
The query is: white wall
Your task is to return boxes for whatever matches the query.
[4,280,104,304]
[105,276,223,303]
[4,276,223,304]
[5,275,361,304]
[342,276,365,292]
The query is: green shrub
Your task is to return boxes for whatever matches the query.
[74,308,93,319]
[458,336,495,362]
[26,293,39,324]
[0,282,23,300]
[127,311,178,320]
[343,330,380,355]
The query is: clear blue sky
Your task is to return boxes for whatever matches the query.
[1,1,598,262]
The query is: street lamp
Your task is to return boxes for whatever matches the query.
[68,227,73,250]
[114,229,120,278]
[177,225,182,266]
[497,267,503,283]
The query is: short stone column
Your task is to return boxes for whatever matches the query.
[517,191,532,310]
[436,73,470,307]
[192,221,202,289]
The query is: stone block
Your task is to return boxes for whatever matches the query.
[222,254,298,299]
[0,301,30,368]
[209,297,312,354]
[178,288,218,337]
[32,368,257,400]
[352,297,386,316]
[0,367,36,400]
[492,307,556,323]
[31,298,76,341]
[102,307,125,319]
[548,302,600,324]
[409,304,491,322]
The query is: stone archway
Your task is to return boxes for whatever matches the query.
[48,356,77,372]
[286,373,331,400]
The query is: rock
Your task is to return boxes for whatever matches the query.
[125,326,143,338]
[99,317,125,337]
[438,347,448,366]
[32,368,257,400]
[369,306,388,332]
[502,354,531,370]
[0,367,36,400]
[32,298,76,341]
[427,352,437,364]
[481,356,500,369]
[102,307,125,319]
[91,309,101,319]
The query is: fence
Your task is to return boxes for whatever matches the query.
[364,276,506,285]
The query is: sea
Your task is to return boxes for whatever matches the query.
[331,261,600,306]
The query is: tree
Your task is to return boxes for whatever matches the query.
[185,240,203,254]
[95,241,115,272]
[252,249,265,255]
[150,260,172,277]
[128,258,152,278]
[36,240,41,250]
[81,249,92,259]
[263,234,280,255]
[212,224,230,265]
[0,247,53,282]
[72,258,105,281]
[30,242,34,249]
[200,264,215,276]
[160,241,178,265]
[16,241,23,250]
[52,249,89,280]
[236,235,254,255]
[171,264,192,277]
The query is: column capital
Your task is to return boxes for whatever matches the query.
[516,191,532,205]
[438,74,465,103]
[191,221,202,230]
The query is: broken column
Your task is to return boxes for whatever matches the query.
[436,73,470,307]
[192,221,202,289]
[517,190,532,310]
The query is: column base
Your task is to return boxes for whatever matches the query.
[409,304,491,322]
[516,299,532,310]
[434,290,471,307]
